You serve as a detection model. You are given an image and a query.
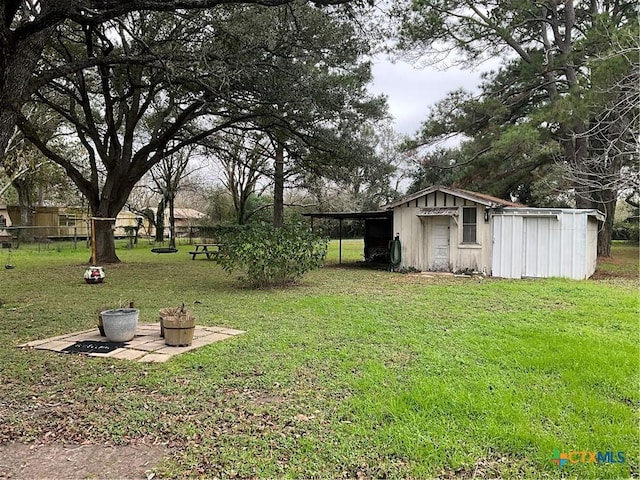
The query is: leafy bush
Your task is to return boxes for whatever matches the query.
[613,219,639,244]
[214,222,329,287]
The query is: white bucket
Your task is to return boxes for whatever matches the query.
[100,308,139,342]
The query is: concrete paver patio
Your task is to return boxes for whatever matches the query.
[18,323,245,362]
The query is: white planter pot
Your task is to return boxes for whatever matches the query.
[100,308,139,342]
[84,266,105,284]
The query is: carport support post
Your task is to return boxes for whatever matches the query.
[339,218,343,264]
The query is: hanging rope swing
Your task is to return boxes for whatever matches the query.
[151,247,178,254]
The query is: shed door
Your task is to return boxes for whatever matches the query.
[431,217,450,271]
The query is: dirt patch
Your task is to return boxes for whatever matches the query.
[590,270,618,280]
[0,443,167,479]
[591,268,639,280]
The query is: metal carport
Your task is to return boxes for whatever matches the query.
[302,211,393,264]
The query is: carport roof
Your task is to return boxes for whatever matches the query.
[302,211,392,220]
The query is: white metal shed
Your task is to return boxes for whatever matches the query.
[382,186,605,279]
[491,208,605,280]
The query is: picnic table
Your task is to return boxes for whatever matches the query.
[189,243,221,260]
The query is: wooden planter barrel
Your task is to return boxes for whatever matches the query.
[160,307,195,347]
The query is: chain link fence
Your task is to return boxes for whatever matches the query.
[0,225,215,253]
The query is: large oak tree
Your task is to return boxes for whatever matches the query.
[18,3,385,262]
[19,11,270,262]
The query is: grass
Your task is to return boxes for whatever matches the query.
[0,239,637,478]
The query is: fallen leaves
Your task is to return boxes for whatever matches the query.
[293,413,316,422]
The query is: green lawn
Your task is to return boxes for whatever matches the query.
[593,241,640,279]
[0,239,637,478]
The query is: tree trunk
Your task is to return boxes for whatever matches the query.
[562,123,593,210]
[14,179,33,242]
[155,198,166,242]
[37,185,45,206]
[273,142,284,228]
[88,189,137,264]
[168,195,176,249]
[92,218,119,264]
[566,118,615,256]
[596,190,616,258]
[0,31,49,159]
[237,199,246,225]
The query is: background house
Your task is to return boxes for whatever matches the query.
[143,207,205,238]
[0,203,11,245]
[7,206,88,239]
[0,204,10,228]
[5,206,142,240]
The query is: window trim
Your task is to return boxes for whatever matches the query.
[461,206,478,244]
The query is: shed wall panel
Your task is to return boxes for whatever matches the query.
[412,207,423,268]
[586,217,598,277]
[550,211,587,279]
[522,217,561,277]
[452,205,490,273]
[491,215,523,278]
[394,205,426,269]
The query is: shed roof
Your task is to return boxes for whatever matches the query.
[384,185,525,209]
[496,207,605,222]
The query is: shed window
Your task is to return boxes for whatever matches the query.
[462,207,477,243]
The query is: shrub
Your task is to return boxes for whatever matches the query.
[214,222,329,287]
[613,219,640,244]
[626,222,639,244]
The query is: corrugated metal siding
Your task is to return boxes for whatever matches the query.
[492,210,593,280]
[523,217,556,277]
[491,214,523,278]
[586,217,598,276]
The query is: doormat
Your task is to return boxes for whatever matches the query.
[62,340,126,354]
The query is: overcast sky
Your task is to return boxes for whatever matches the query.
[368,56,490,137]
